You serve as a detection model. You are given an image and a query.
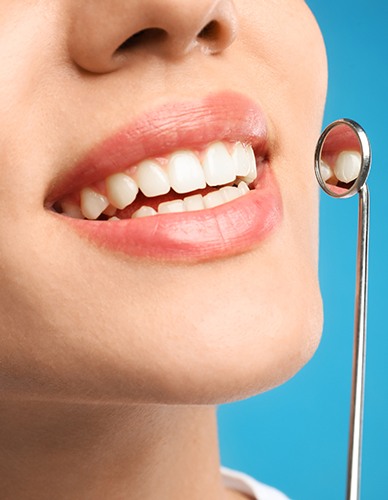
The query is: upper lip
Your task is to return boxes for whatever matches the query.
[45,91,269,207]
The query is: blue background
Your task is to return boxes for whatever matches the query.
[218,1,388,499]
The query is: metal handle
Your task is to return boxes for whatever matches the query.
[346,184,370,500]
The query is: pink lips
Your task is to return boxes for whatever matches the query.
[48,92,283,261]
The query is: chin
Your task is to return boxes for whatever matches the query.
[2,286,322,406]
[126,279,323,407]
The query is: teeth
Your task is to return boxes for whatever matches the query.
[220,186,243,202]
[168,151,206,194]
[132,206,157,219]
[106,173,139,210]
[183,194,205,212]
[61,200,84,219]
[334,151,361,183]
[60,141,260,220]
[135,160,170,197]
[320,161,333,182]
[80,188,109,220]
[203,142,237,186]
[203,190,225,209]
[241,146,257,184]
[237,181,250,195]
[158,200,185,214]
[232,142,251,177]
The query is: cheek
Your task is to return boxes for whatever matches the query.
[234,0,327,248]
[238,0,328,123]
[252,2,327,263]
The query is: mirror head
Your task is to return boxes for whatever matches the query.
[315,119,371,199]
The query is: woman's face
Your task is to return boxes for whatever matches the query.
[0,0,326,404]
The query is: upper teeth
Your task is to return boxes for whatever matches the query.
[333,151,361,184]
[320,161,333,182]
[106,173,139,210]
[60,141,258,220]
[203,142,236,186]
[168,151,206,194]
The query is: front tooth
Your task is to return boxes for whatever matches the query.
[232,142,251,177]
[136,160,170,197]
[132,206,157,219]
[168,151,206,194]
[203,142,236,186]
[61,200,84,219]
[320,161,333,182]
[241,146,257,184]
[158,200,185,214]
[203,190,225,208]
[80,188,109,220]
[220,186,243,202]
[183,194,205,212]
[106,173,139,209]
[334,151,361,183]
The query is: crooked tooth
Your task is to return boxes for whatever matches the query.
[232,142,251,177]
[168,151,206,194]
[334,151,361,183]
[220,186,243,202]
[61,200,84,219]
[203,190,225,209]
[203,142,236,187]
[106,173,139,209]
[158,200,185,214]
[183,194,205,212]
[80,188,109,220]
[136,161,170,197]
[320,161,333,182]
[241,146,257,184]
[132,206,157,219]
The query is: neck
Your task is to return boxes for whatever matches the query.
[0,401,243,499]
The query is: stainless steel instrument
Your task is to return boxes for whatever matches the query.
[315,119,371,500]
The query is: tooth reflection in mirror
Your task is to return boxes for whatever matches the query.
[315,119,371,198]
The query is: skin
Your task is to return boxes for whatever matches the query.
[0,1,327,499]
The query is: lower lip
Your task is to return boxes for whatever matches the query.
[59,166,282,261]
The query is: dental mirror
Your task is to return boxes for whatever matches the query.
[315,119,371,500]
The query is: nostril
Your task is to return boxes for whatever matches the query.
[197,20,221,42]
[116,28,167,52]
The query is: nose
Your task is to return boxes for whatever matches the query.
[68,0,238,74]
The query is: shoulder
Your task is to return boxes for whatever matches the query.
[221,466,291,500]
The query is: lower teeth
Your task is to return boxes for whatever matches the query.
[58,181,251,221]
[124,181,250,220]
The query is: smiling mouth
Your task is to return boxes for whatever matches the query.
[46,91,282,261]
[52,140,261,221]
